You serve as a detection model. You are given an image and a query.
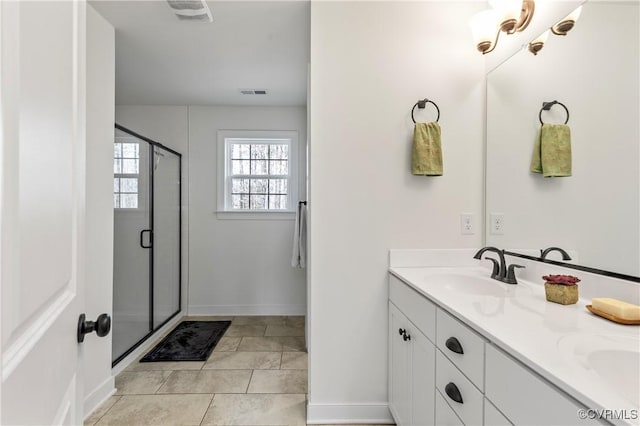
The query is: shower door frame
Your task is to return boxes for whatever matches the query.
[112,123,182,366]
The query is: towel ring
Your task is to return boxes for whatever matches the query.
[539,100,569,125]
[411,99,440,124]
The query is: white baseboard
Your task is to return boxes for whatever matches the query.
[306,402,394,424]
[84,376,116,421]
[188,304,306,316]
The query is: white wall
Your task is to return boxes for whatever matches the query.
[84,4,115,418]
[114,105,190,315]
[308,2,485,422]
[486,2,640,277]
[188,106,307,315]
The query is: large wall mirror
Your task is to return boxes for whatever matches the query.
[486,1,639,278]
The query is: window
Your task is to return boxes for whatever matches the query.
[113,139,140,209]
[217,130,298,216]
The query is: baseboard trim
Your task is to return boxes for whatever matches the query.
[306,402,394,424]
[188,304,306,316]
[84,375,116,421]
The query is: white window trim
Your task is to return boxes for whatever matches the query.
[216,130,298,220]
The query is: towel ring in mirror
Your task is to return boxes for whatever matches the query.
[411,99,440,124]
[539,100,569,125]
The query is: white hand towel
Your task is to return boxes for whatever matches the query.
[291,202,307,268]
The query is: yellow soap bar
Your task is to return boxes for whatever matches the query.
[592,298,640,321]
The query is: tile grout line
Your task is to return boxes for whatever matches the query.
[197,394,215,426]
[89,395,122,426]
[245,369,255,394]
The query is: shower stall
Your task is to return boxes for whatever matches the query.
[112,124,182,366]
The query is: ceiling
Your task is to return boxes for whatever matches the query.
[90,1,310,106]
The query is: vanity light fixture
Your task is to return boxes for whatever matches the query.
[528,5,582,56]
[551,5,582,36]
[470,0,535,54]
[528,30,549,55]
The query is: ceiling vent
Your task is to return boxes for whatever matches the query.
[240,89,268,95]
[166,0,213,22]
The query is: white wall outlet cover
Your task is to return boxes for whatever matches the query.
[490,213,504,235]
[461,213,475,235]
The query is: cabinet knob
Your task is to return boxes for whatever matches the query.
[398,328,406,336]
[403,333,411,341]
[445,382,464,404]
[445,336,464,354]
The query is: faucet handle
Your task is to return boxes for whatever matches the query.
[484,257,500,279]
[504,264,525,285]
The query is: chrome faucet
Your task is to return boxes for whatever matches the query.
[540,247,572,261]
[473,247,524,285]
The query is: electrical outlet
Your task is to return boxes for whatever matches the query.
[461,213,475,235]
[490,213,504,235]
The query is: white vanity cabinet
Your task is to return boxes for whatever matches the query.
[389,274,603,426]
[389,276,436,426]
[485,345,601,426]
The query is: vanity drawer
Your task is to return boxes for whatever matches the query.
[435,389,464,426]
[485,344,600,425]
[436,308,485,389]
[484,398,512,426]
[389,275,436,342]
[436,350,483,426]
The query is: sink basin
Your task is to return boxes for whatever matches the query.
[425,272,523,297]
[557,333,640,407]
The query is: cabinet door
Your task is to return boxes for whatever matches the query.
[410,327,436,426]
[389,302,410,425]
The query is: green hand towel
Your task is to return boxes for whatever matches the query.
[412,121,443,176]
[530,124,572,177]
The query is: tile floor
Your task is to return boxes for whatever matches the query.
[86,316,390,426]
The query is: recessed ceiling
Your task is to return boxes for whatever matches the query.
[90,0,310,106]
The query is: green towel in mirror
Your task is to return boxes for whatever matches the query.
[530,124,572,177]
[412,122,443,176]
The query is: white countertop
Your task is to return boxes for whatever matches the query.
[389,266,640,424]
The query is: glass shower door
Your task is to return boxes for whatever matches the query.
[152,146,181,328]
[112,128,152,362]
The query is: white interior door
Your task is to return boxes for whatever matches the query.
[1,1,87,424]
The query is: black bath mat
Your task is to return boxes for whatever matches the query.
[140,321,231,362]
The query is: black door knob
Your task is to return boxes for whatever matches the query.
[77,313,112,343]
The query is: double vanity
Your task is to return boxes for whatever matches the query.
[387,249,640,426]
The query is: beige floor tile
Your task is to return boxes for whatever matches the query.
[204,351,281,370]
[84,396,121,425]
[264,325,305,337]
[225,324,267,337]
[247,370,307,394]
[201,394,306,426]
[214,336,242,352]
[232,316,287,326]
[280,352,307,370]
[237,337,284,352]
[158,369,252,394]
[114,371,172,395]
[285,316,305,328]
[126,360,204,372]
[277,336,306,352]
[96,394,212,425]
